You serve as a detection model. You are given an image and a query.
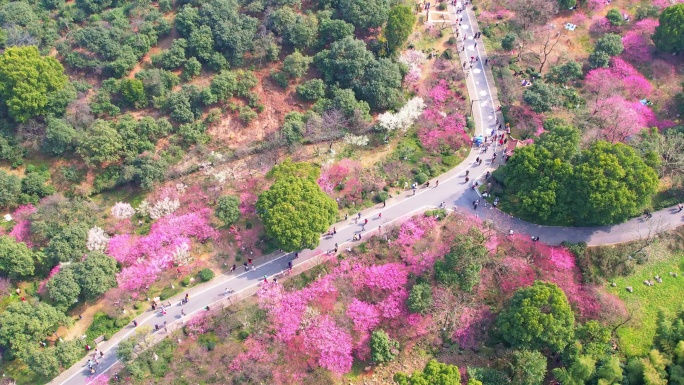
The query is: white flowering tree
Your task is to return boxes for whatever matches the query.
[378,97,426,132]
[343,134,370,147]
[111,202,135,220]
[172,242,192,266]
[87,226,110,252]
[148,197,180,220]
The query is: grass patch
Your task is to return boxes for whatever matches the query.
[85,312,133,344]
[608,255,684,357]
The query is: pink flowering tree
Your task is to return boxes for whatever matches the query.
[590,95,652,142]
[9,204,36,247]
[109,208,219,292]
[418,108,468,153]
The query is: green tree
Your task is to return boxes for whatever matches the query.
[318,17,355,46]
[281,112,305,145]
[0,46,68,122]
[338,0,389,29]
[25,346,61,377]
[152,38,187,69]
[44,224,89,264]
[119,78,147,108]
[0,170,21,209]
[552,356,596,385]
[510,350,547,385]
[188,25,214,61]
[589,50,611,69]
[43,118,77,156]
[72,252,118,300]
[360,57,405,111]
[215,195,240,225]
[297,79,326,101]
[595,33,624,56]
[370,329,399,363]
[407,283,433,314]
[495,123,583,224]
[653,4,684,53]
[21,172,55,204]
[0,235,34,279]
[523,81,563,113]
[287,13,318,49]
[77,119,124,167]
[282,51,312,79]
[314,36,374,89]
[434,232,488,291]
[182,57,202,81]
[386,6,416,54]
[256,162,337,252]
[545,61,583,84]
[55,339,86,368]
[394,360,461,385]
[46,267,81,310]
[502,33,517,51]
[606,9,624,26]
[0,301,69,359]
[595,356,624,385]
[572,141,658,225]
[496,281,575,353]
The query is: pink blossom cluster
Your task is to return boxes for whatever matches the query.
[622,20,658,64]
[302,315,353,375]
[317,159,361,194]
[256,260,411,374]
[109,209,219,292]
[395,216,448,274]
[38,264,62,294]
[477,8,513,23]
[418,108,468,153]
[505,105,544,137]
[185,313,210,338]
[497,256,536,294]
[9,204,36,247]
[229,337,274,371]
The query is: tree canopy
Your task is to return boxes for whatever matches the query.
[0,301,69,359]
[256,162,337,252]
[338,0,389,29]
[215,195,241,225]
[496,281,575,353]
[653,3,684,53]
[386,6,416,54]
[0,46,68,122]
[0,235,35,279]
[495,121,657,225]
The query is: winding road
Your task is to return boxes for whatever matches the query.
[49,4,684,385]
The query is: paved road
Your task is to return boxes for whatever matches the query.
[50,5,684,385]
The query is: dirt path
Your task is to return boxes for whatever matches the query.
[57,302,105,341]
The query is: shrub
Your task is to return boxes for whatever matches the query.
[296,79,326,101]
[271,71,289,88]
[370,329,399,363]
[181,276,192,286]
[199,268,214,282]
[407,283,433,314]
[238,106,258,124]
[375,191,389,203]
[605,9,624,26]
[502,33,516,51]
[415,172,428,184]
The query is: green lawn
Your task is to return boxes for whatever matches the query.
[608,255,684,357]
